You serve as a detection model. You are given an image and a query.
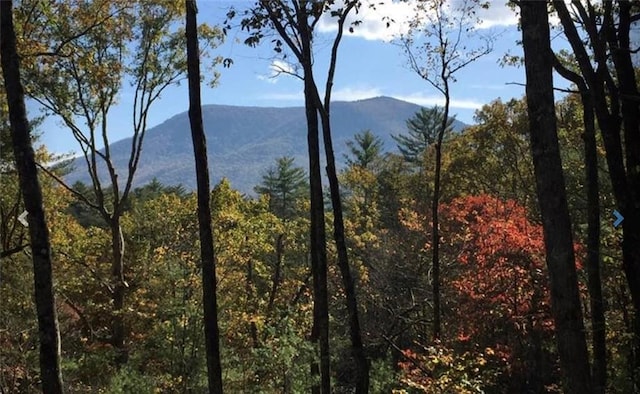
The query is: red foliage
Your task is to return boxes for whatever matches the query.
[440,195,554,351]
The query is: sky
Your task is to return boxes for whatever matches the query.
[36,0,575,156]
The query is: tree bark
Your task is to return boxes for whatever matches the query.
[431,94,449,342]
[520,2,592,393]
[554,1,640,380]
[303,66,331,394]
[605,3,640,379]
[110,218,127,365]
[310,4,369,388]
[0,1,64,392]
[185,1,224,392]
[581,89,607,394]
[316,92,370,393]
[553,58,607,393]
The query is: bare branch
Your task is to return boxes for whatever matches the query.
[23,4,131,59]
[34,161,101,210]
[0,244,29,259]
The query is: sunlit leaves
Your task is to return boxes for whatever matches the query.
[443,98,535,208]
[398,345,504,393]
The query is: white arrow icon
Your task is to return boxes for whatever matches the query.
[18,210,28,227]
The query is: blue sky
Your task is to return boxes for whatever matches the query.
[37,0,571,156]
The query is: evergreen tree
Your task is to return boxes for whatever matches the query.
[254,156,307,221]
[392,106,454,167]
[345,130,384,170]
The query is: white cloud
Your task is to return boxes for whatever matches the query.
[257,60,299,83]
[315,0,525,41]
[317,0,417,42]
[473,2,519,29]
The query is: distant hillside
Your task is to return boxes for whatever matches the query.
[64,96,467,194]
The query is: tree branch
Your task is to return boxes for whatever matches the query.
[35,161,101,210]
[0,243,29,259]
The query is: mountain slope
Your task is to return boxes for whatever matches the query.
[65,96,467,194]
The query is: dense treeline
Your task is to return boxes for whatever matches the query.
[1,0,639,393]
[1,95,636,392]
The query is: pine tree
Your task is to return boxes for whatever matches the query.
[345,130,384,170]
[392,106,454,167]
[255,156,307,221]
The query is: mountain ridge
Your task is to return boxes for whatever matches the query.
[65,96,467,194]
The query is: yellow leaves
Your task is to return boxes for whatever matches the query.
[399,205,425,233]
[153,245,167,259]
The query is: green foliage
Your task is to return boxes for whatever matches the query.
[392,106,454,167]
[106,366,154,394]
[2,3,637,390]
[254,156,307,221]
[369,357,400,393]
[345,129,384,170]
[443,98,535,208]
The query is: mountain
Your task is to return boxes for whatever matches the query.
[64,96,467,194]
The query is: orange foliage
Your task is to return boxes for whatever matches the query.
[441,194,554,342]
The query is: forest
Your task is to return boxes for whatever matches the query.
[1,0,639,393]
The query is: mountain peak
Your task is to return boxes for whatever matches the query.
[66,97,467,194]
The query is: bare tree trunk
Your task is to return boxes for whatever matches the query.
[582,90,607,394]
[553,59,607,393]
[316,96,370,393]
[0,1,64,392]
[431,93,449,342]
[520,2,592,393]
[267,234,284,315]
[303,71,330,394]
[554,1,640,382]
[110,218,127,365]
[185,1,224,392]
[606,3,640,381]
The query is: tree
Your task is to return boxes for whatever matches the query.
[441,194,560,391]
[399,0,493,341]
[17,0,223,366]
[392,107,453,168]
[519,1,592,392]
[443,98,535,207]
[345,130,384,170]
[0,1,63,392]
[343,131,385,222]
[185,0,224,392]
[254,156,307,221]
[553,58,607,393]
[232,2,370,391]
[551,1,640,385]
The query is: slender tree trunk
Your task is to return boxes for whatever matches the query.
[246,258,259,349]
[606,3,640,381]
[185,1,224,392]
[431,95,449,342]
[110,218,127,366]
[304,72,330,394]
[520,2,592,393]
[317,97,370,393]
[1,1,64,392]
[293,9,331,392]
[555,1,640,382]
[266,234,284,315]
[553,59,607,393]
[582,90,607,394]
